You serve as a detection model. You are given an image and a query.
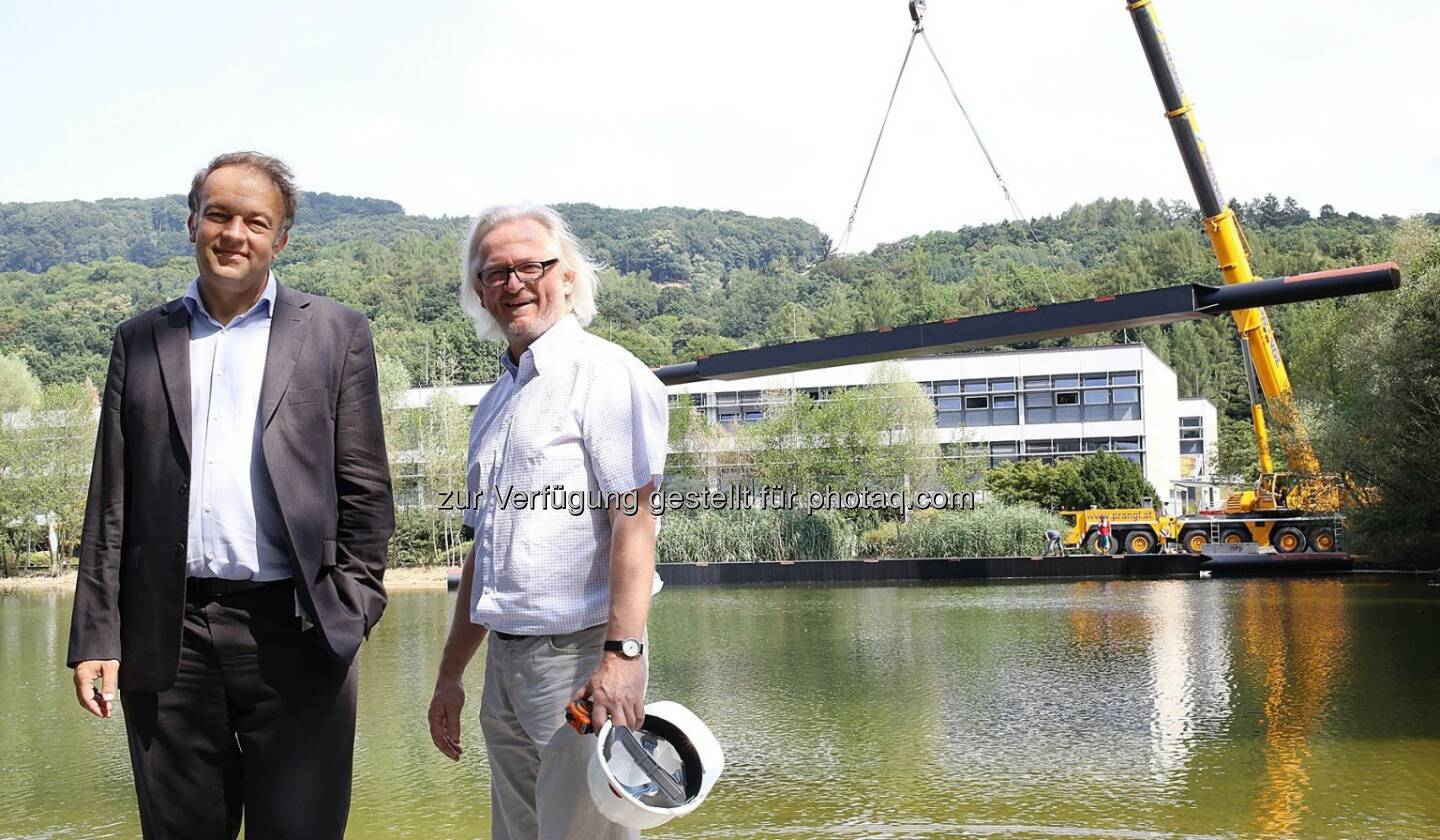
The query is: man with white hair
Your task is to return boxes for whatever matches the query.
[427,205,668,838]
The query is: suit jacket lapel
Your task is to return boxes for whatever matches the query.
[154,300,192,464]
[260,283,313,428]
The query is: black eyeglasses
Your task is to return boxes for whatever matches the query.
[478,258,560,288]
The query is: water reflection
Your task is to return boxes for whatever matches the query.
[1,579,1437,839]
[1144,581,1233,786]
[1236,580,1350,837]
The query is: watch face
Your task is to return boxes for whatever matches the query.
[622,638,641,658]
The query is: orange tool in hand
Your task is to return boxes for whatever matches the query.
[565,699,594,735]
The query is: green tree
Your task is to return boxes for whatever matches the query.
[1310,221,1440,557]
[0,353,42,412]
[985,451,1156,510]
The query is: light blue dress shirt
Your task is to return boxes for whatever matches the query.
[182,274,292,582]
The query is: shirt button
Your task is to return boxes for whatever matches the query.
[179,482,189,495]
[204,506,212,513]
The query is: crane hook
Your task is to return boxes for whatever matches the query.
[909,0,926,26]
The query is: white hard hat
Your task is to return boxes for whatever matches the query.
[586,700,724,830]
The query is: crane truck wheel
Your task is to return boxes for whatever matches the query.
[1310,528,1336,552]
[1182,530,1209,554]
[1084,531,1115,555]
[1220,529,1248,545]
[1125,531,1155,554]
[1273,527,1307,553]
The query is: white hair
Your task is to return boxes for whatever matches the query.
[458,204,600,343]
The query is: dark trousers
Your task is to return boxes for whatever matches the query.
[120,581,358,840]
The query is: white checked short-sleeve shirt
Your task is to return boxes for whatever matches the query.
[462,315,668,634]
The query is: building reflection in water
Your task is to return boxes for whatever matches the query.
[1237,579,1350,837]
[1064,581,1233,792]
[1145,580,1232,785]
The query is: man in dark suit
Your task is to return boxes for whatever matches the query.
[67,151,394,839]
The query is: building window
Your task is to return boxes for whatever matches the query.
[1083,373,1108,388]
[1111,371,1139,386]
[1180,418,1204,453]
[937,396,962,411]
[990,377,1016,392]
[1055,438,1082,453]
[1024,376,1050,390]
[962,380,987,394]
[1111,402,1140,421]
[990,441,1019,467]
[1054,374,1079,388]
[964,395,989,410]
[935,381,960,396]
[1055,391,1079,406]
[992,394,1018,424]
[939,411,963,428]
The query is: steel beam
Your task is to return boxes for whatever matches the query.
[653,262,1399,386]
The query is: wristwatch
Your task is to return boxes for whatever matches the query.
[604,638,644,659]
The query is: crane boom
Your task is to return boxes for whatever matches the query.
[1126,0,1324,489]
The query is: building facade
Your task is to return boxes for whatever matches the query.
[404,344,1220,514]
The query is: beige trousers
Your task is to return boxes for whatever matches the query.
[481,624,646,840]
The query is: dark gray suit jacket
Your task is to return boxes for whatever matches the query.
[66,283,395,692]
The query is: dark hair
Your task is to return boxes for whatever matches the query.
[187,151,299,234]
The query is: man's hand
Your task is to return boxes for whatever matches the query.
[73,660,119,718]
[428,677,466,761]
[573,653,646,732]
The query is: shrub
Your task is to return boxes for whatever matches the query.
[658,508,856,564]
[887,504,1064,558]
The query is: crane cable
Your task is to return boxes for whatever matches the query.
[839,3,1054,304]
[839,25,920,255]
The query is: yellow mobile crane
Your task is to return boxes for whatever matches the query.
[1063,2,1365,555]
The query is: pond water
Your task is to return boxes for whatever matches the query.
[3,577,1439,838]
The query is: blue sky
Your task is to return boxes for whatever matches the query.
[2,0,1436,250]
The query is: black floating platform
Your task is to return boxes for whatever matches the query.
[1200,550,1353,575]
[657,555,1204,586]
[444,553,1354,590]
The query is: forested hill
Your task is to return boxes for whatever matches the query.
[2,190,1436,482]
[0,194,830,279]
[0,193,407,272]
